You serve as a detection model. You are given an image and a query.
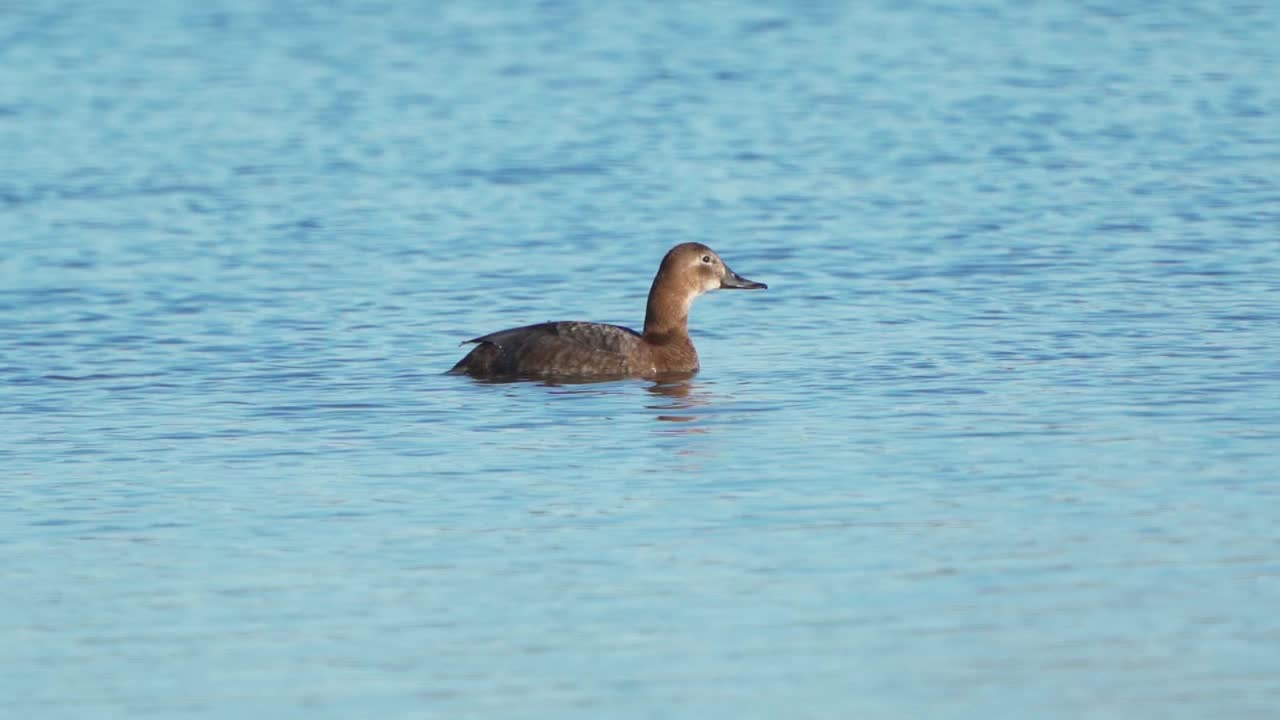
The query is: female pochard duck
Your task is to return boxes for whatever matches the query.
[449,243,766,379]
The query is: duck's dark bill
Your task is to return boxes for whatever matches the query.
[721,270,767,290]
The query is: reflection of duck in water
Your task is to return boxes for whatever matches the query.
[449,243,766,379]
[646,380,710,424]
[647,380,693,401]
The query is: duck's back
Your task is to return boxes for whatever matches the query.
[449,321,645,378]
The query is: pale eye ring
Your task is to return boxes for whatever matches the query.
[701,255,712,264]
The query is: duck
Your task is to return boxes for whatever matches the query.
[449,242,767,379]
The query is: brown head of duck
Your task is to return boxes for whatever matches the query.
[640,242,767,373]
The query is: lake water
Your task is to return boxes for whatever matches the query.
[3,1,1279,718]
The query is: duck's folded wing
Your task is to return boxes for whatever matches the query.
[549,321,643,354]
[468,322,640,352]
[464,321,642,376]
[464,322,551,348]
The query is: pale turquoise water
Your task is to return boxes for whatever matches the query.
[3,1,1279,718]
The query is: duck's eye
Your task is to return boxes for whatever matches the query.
[701,255,712,264]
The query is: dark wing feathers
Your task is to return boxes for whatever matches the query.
[455,321,644,377]
[469,322,638,350]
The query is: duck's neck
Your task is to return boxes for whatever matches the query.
[642,272,694,345]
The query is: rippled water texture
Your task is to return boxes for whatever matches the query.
[3,2,1279,718]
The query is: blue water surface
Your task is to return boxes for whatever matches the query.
[3,1,1279,718]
